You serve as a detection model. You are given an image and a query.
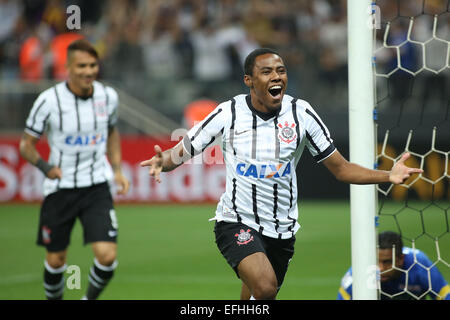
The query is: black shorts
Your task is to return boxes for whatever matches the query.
[214,221,295,288]
[37,182,117,252]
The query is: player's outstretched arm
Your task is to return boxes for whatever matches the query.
[322,150,423,185]
[140,141,188,183]
[19,132,62,179]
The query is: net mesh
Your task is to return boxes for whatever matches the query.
[373,0,449,300]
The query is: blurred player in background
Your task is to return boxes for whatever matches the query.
[19,39,129,300]
[140,48,422,300]
[338,231,450,300]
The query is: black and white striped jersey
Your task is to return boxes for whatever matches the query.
[24,81,118,196]
[183,94,336,239]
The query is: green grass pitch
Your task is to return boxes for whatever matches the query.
[0,201,448,300]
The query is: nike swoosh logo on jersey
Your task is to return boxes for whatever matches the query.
[235,130,250,135]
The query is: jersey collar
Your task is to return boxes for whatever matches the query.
[65,81,94,100]
[245,94,280,121]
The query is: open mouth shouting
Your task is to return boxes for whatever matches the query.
[268,85,283,100]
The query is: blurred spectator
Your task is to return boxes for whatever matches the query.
[73,0,104,24]
[41,0,66,34]
[102,0,144,86]
[0,0,22,43]
[0,0,24,79]
[295,0,331,43]
[19,35,44,81]
[190,1,258,98]
[385,18,418,105]
[268,0,303,95]
[242,0,275,47]
[317,2,348,99]
[183,98,218,128]
[22,0,47,27]
[19,22,53,81]
[412,13,449,109]
[191,16,232,81]
[141,1,183,80]
[50,32,84,79]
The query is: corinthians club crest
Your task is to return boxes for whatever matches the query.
[277,121,297,144]
[235,229,254,245]
[42,225,52,244]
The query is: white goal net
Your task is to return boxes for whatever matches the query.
[373,0,449,299]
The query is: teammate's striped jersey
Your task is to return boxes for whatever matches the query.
[182,93,336,239]
[25,81,118,196]
[337,247,450,300]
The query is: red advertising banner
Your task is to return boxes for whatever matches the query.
[0,135,225,203]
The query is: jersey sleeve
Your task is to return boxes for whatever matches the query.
[182,102,229,157]
[303,103,336,163]
[337,268,353,300]
[24,92,51,138]
[105,86,119,128]
[438,284,450,300]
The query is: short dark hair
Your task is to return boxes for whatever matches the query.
[67,39,98,59]
[378,231,403,256]
[244,48,280,76]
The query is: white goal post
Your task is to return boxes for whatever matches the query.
[347,0,378,299]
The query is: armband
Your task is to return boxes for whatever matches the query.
[36,158,53,175]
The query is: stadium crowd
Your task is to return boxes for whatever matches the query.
[0,0,448,121]
[0,0,350,117]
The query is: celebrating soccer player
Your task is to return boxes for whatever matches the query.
[20,39,129,300]
[140,48,422,300]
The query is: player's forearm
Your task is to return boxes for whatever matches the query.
[323,150,391,185]
[107,127,124,173]
[19,134,54,175]
[19,133,45,166]
[161,143,188,172]
[335,161,390,185]
[19,139,40,165]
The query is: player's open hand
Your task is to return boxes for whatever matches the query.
[140,145,164,183]
[114,171,130,195]
[389,152,423,184]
